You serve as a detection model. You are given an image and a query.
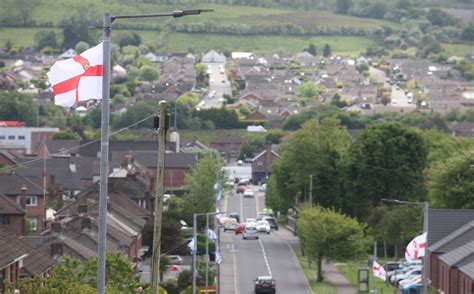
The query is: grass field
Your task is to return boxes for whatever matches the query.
[336,261,396,294]
[0,27,62,48]
[161,33,375,55]
[295,252,336,294]
[441,43,474,57]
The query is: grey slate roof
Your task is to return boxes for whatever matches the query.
[0,174,43,195]
[459,261,474,279]
[438,240,474,268]
[428,209,474,247]
[0,227,56,275]
[0,193,24,215]
[429,220,474,253]
[45,140,80,155]
[111,151,198,169]
[0,227,27,269]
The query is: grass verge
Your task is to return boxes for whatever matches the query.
[294,251,336,294]
[336,261,395,294]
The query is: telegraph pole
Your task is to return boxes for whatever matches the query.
[151,101,169,293]
[205,213,210,292]
[423,202,429,294]
[192,213,198,294]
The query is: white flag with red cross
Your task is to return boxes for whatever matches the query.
[372,260,386,281]
[405,232,427,261]
[47,43,103,107]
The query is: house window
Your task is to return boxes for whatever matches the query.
[26,195,37,206]
[257,161,263,166]
[18,136,25,140]
[27,218,37,231]
[0,135,5,140]
[138,199,146,209]
[0,215,10,225]
[8,135,15,140]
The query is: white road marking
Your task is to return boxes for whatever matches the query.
[258,238,272,277]
[240,190,244,219]
[231,243,239,294]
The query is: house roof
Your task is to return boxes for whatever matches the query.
[428,209,474,247]
[438,240,474,268]
[210,134,245,144]
[111,151,198,169]
[0,227,28,269]
[459,260,474,279]
[0,227,56,275]
[251,149,279,162]
[429,220,474,253]
[0,173,44,195]
[0,193,24,215]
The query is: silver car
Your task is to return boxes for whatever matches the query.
[243,225,259,240]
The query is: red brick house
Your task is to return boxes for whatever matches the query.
[428,210,474,294]
[251,144,279,183]
[0,175,45,235]
[210,134,245,160]
[0,194,25,236]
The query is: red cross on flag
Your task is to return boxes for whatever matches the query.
[405,232,427,261]
[372,260,386,281]
[47,43,103,107]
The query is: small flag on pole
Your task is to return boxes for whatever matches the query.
[405,232,427,261]
[47,43,103,107]
[372,260,386,281]
[207,229,217,242]
[188,236,196,253]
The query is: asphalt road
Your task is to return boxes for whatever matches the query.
[222,184,312,294]
[200,63,232,109]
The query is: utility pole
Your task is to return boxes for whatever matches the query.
[192,213,198,294]
[151,101,169,293]
[423,202,429,294]
[373,241,377,294]
[205,213,210,292]
[309,174,313,207]
[97,12,111,294]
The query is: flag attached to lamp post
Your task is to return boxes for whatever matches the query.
[47,43,103,107]
[405,232,427,261]
[372,260,386,281]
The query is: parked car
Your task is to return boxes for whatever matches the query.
[238,178,250,186]
[254,276,276,293]
[168,255,184,265]
[384,262,402,272]
[401,284,422,294]
[391,268,422,286]
[256,220,271,234]
[236,186,246,193]
[243,190,255,198]
[398,275,422,289]
[229,212,240,223]
[237,160,244,166]
[243,225,258,240]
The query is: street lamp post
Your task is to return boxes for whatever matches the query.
[192,211,223,294]
[381,199,429,294]
[96,9,213,294]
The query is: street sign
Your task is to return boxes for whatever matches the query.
[358,268,369,292]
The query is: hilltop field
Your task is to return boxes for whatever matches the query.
[0,0,472,56]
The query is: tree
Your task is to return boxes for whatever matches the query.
[238,143,255,160]
[113,101,159,129]
[0,91,38,126]
[461,24,474,41]
[6,253,146,293]
[34,30,58,51]
[346,122,429,219]
[118,32,141,48]
[74,41,90,54]
[306,43,317,56]
[427,150,474,209]
[182,157,221,229]
[297,206,369,282]
[52,128,81,140]
[60,17,96,49]
[266,118,351,213]
[323,44,332,57]
[335,0,352,15]
[177,93,200,109]
[331,93,347,108]
[140,65,160,81]
[297,81,320,101]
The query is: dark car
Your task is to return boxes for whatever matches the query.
[263,217,278,231]
[229,213,240,223]
[384,262,401,272]
[254,276,276,293]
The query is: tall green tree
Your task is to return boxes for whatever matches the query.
[0,91,38,126]
[266,118,351,212]
[297,81,321,102]
[297,206,369,282]
[427,150,474,209]
[335,0,352,14]
[182,156,221,229]
[34,30,58,51]
[346,122,428,219]
[323,44,332,57]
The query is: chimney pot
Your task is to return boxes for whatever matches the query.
[20,184,27,210]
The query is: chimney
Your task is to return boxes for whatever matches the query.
[82,216,91,231]
[69,159,76,173]
[20,184,27,210]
